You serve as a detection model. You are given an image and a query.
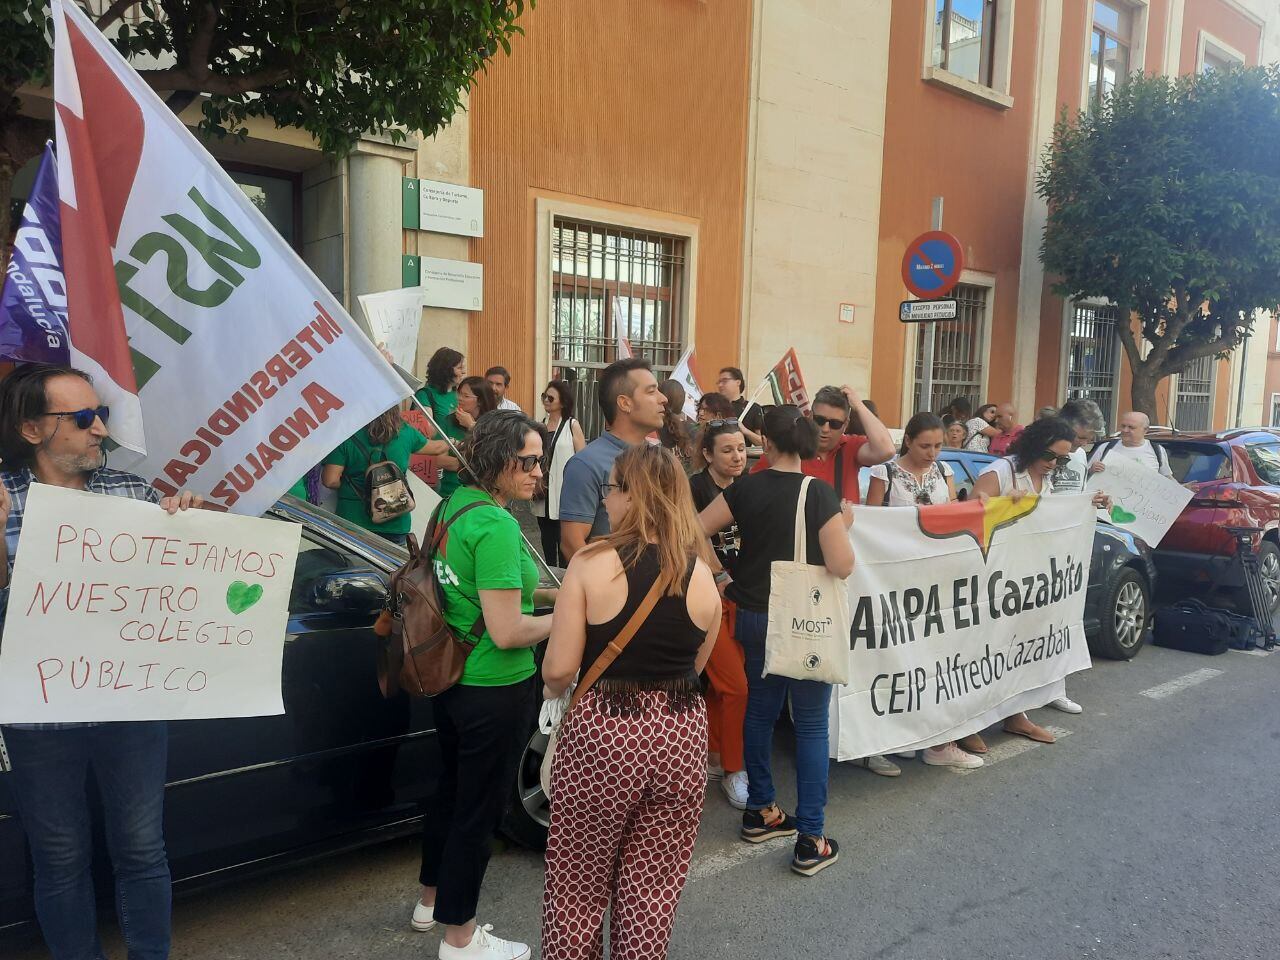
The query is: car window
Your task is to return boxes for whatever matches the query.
[1246,444,1280,485]
[1157,443,1231,483]
[265,515,376,613]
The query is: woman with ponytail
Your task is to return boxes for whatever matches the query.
[699,405,854,877]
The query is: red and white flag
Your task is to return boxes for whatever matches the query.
[50,0,409,513]
[669,346,702,419]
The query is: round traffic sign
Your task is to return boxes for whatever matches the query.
[901,231,964,299]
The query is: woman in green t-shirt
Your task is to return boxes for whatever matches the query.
[414,346,466,427]
[413,410,556,960]
[321,409,447,544]
[431,375,497,499]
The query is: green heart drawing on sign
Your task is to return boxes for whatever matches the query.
[226,581,264,615]
[1110,504,1138,524]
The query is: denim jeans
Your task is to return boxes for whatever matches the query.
[735,607,832,837]
[5,722,172,960]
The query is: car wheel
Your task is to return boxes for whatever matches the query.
[1239,540,1280,616]
[1090,567,1149,661]
[500,726,550,850]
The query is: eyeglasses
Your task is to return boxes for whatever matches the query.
[811,414,847,430]
[1040,453,1072,467]
[513,455,541,473]
[44,406,110,430]
[541,393,556,403]
[706,419,740,429]
[601,481,626,498]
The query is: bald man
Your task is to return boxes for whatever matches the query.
[988,403,1022,456]
[1089,411,1173,478]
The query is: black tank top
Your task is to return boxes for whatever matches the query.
[582,545,705,695]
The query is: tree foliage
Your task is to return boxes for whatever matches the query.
[1038,66,1280,418]
[0,0,531,239]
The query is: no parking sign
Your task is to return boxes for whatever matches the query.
[901,231,964,299]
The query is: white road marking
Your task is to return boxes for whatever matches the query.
[1230,647,1271,658]
[950,724,1073,776]
[687,836,791,881]
[1139,668,1224,700]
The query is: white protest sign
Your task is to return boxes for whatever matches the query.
[830,495,1095,760]
[358,288,426,372]
[0,484,300,723]
[1085,454,1192,547]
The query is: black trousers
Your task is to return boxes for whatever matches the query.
[537,516,562,568]
[419,677,535,926]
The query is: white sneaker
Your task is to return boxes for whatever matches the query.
[894,751,917,760]
[1049,696,1083,714]
[854,755,901,777]
[439,924,530,960]
[922,742,983,769]
[411,900,436,932]
[720,770,749,809]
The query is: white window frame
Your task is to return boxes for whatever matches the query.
[1079,0,1150,112]
[921,0,1017,110]
[533,195,699,402]
[900,268,995,425]
[1197,30,1247,73]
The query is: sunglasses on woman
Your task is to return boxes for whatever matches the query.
[513,455,541,473]
[44,406,110,430]
[811,414,846,430]
[1040,452,1072,467]
[541,393,557,403]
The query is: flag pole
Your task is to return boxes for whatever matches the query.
[408,395,562,587]
[738,378,773,426]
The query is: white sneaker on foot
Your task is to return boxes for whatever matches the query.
[411,900,436,931]
[922,742,983,769]
[894,751,917,760]
[721,770,749,809]
[1049,696,1082,714]
[855,755,901,777]
[439,924,530,960]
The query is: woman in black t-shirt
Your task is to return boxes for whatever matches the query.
[689,420,749,809]
[699,405,853,878]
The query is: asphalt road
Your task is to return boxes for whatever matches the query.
[9,639,1280,960]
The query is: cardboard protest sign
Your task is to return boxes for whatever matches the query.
[0,484,300,723]
[358,288,426,372]
[1085,454,1192,547]
[830,495,1095,760]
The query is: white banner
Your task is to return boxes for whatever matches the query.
[831,495,1095,760]
[358,287,426,372]
[670,347,702,419]
[1085,454,1191,547]
[0,485,300,723]
[54,1,410,516]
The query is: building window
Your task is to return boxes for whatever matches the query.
[1174,355,1215,431]
[1089,1,1134,113]
[1200,34,1245,74]
[549,219,687,439]
[1066,301,1122,427]
[1270,394,1280,428]
[226,167,300,250]
[913,282,988,416]
[932,0,999,88]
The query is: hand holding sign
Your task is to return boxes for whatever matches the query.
[0,484,301,723]
[1085,454,1192,547]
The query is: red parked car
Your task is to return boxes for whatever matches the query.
[1146,429,1280,612]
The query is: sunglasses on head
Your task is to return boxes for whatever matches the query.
[706,418,740,429]
[513,454,541,473]
[811,414,846,430]
[45,406,110,430]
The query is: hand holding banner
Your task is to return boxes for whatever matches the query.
[358,288,426,372]
[0,485,301,723]
[1084,455,1192,547]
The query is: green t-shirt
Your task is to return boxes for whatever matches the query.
[435,486,539,687]
[324,422,427,535]
[434,415,467,499]
[415,384,458,422]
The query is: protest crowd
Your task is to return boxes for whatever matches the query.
[0,7,1221,960]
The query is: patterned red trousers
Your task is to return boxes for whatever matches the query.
[541,689,707,960]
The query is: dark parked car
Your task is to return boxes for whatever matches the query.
[859,449,1156,661]
[1145,429,1280,613]
[0,496,549,934]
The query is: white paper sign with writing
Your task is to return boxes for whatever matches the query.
[830,495,1095,760]
[1085,453,1192,547]
[358,288,426,372]
[0,484,301,723]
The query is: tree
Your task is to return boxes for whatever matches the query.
[1038,66,1280,419]
[0,0,531,243]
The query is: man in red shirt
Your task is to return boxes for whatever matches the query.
[754,384,894,503]
[988,403,1021,456]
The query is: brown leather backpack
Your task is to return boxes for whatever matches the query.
[376,500,490,698]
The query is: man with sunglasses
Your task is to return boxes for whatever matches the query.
[0,364,203,960]
[752,384,895,505]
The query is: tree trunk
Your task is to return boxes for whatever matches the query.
[1129,363,1162,422]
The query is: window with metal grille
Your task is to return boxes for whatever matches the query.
[1066,302,1121,427]
[549,219,687,439]
[913,283,987,416]
[1175,355,1215,431]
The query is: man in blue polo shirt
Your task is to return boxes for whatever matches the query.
[558,358,667,561]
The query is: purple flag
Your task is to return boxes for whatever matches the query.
[0,143,71,364]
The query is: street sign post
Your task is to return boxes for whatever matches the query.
[903,211,963,412]
[899,299,958,322]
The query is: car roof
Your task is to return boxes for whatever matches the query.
[1147,428,1280,446]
